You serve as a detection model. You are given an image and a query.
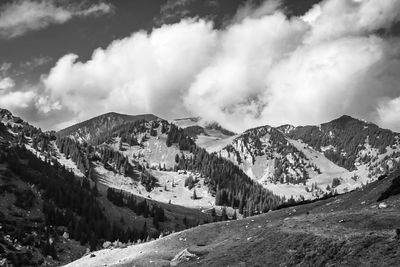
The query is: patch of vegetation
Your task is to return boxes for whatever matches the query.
[167,124,283,215]
[183,126,206,138]
[14,189,35,210]
[287,115,399,171]
[377,175,400,201]
[204,122,235,136]
[4,145,129,256]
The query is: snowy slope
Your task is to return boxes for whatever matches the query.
[217,117,400,200]
[171,117,202,128]
[96,163,214,209]
[171,117,236,153]
[94,131,215,209]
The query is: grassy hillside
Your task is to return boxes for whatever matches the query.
[66,169,400,267]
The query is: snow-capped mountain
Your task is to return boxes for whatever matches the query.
[215,115,400,200]
[55,111,400,202]
[56,113,281,215]
[285,115,400,174]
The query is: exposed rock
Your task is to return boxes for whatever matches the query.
[102,241,111,249]
[378,202,388,209]
[170,248,197,266]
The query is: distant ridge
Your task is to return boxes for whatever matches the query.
[58,112,160,143]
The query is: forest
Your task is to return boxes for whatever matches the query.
[167,124,283,215]
[1,145,134,264]
[287,115,399,171]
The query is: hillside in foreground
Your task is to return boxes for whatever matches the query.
[66,169,400,266]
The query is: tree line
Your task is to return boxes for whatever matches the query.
[168,124,283,215]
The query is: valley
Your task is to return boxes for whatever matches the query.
[1,108,400,266]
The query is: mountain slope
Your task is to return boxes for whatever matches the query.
[171,117,236,153]
[285,115,400,172]
[215,116,400,200]
[0,109,214,266]
[65,169,400,267]
[56,114,283,217]
[58,112,159,144]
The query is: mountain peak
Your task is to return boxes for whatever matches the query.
[325,115,367,129]
[0,108,14,121]
[58,112,160,143]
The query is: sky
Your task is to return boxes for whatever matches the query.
[1,0,400,133]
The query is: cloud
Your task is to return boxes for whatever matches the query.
[0,74,36,110]
[303,0,400,43]
[0,77,15,91]
[20,56,52,69]
[377,96,400,131]
[0,0,113,39]
[0,90,36,109]
[41,19,217,129]
[0,62,12,75]
[232,0,282,22]
[155,0,199,25]
[34,0,400,132]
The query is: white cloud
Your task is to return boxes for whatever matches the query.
[0,73,38,110]
[303,0,400,43]
[38,0,400,132]
[41,19,217,128]
[0,77,15,91]
[0,0,113,39]
[0,90,36,109]
[377,97,400,131]
[233,0,282,22]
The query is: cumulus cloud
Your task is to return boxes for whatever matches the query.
[0,77,14,91]
[0,90,36,109]
[378,97,400,130]
[303,0,400,43]
[0,0,113,38]
[0,73,37,111]
[38,0,400,132]
[41,19,217,128]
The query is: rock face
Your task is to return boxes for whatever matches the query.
[170,248,197,266]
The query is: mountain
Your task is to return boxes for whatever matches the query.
[58,112,159,143]
[285,115,400,172]
[215,115,400,200]
[57,111,400,202]
[2,108,400,266]
[56,114,281,213]
[171,117,237,153]
[0,109,214,266]
[65,168,400,267]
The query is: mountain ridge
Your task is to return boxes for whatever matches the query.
[57,112,160,143]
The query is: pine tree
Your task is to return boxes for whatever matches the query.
[232,210,237,220]
[192,189,197,200]
[221,206,228,221]
[90,232,97,251]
